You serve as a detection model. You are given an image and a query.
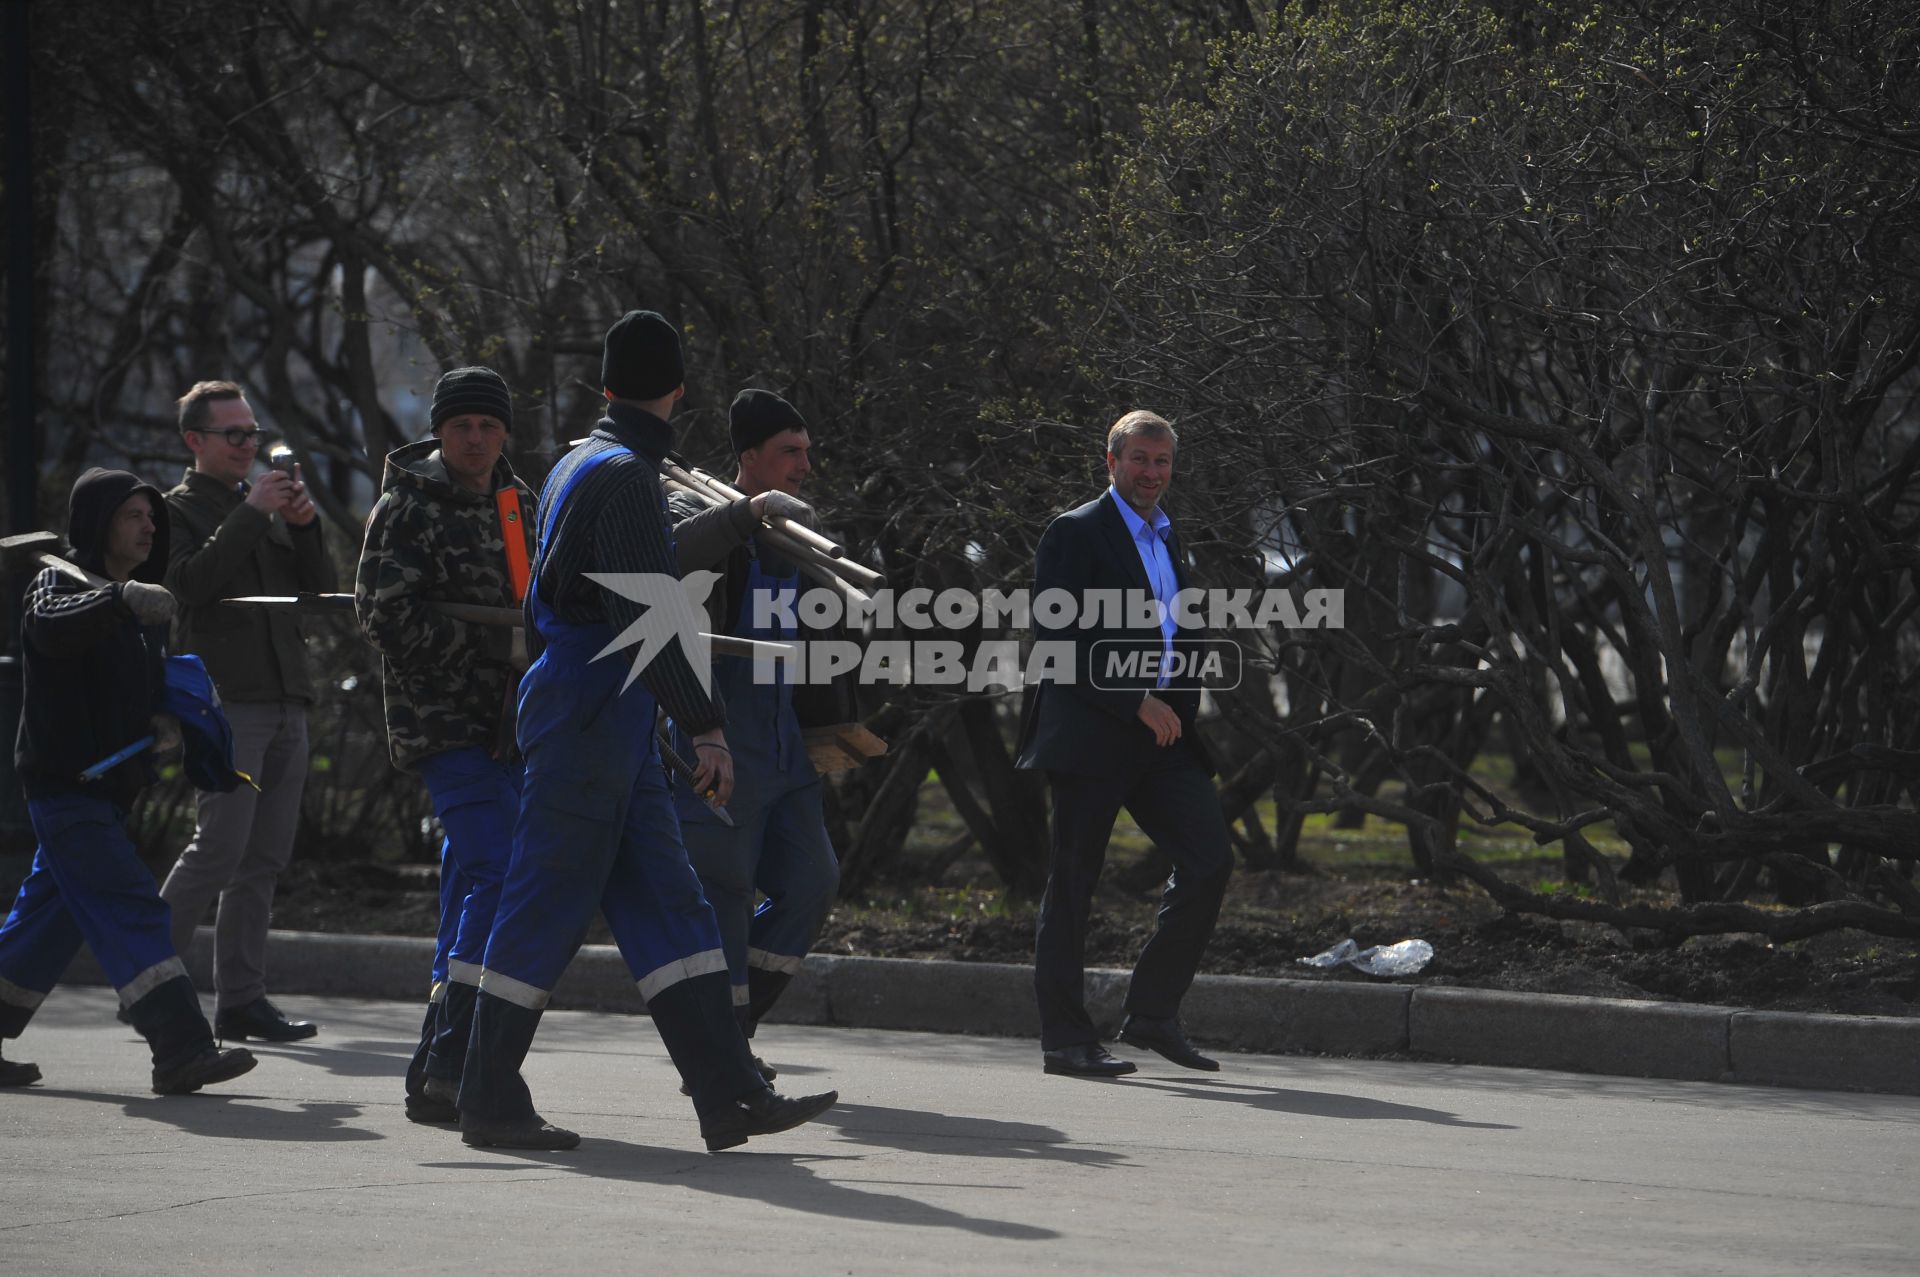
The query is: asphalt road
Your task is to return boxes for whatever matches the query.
[3,989,1914,1275]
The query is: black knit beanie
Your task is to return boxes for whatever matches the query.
[430,366,513,432]
[729,388,808,455]
[602,311,685,401]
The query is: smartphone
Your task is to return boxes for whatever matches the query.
[267,445,297,475]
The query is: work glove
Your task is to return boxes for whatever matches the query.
[757,490,815,525]
[121,581,177,626]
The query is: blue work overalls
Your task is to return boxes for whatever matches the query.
[0,795,214,1072]
[458,441,765,1124]
[675,543,838,1029]
[402,747,523,1104]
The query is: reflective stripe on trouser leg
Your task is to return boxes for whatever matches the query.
[747,948,805,976]
[118,957,188,1008]
[0,972,47,1011]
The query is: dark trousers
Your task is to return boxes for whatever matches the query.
[1034,741,1232,1051]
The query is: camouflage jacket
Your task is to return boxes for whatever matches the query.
[354,440,537,769]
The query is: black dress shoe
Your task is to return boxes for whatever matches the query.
[406,1076,460,1125]
[1041,1042,1137,1078]
[460,1111,581,1150]
[701,1087,839,1152]
[0,1043,41,1087]
[216,997,318,1043]
[1119,1015,1219,1071]
[152,1046,257,1095]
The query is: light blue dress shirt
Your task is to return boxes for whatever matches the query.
[1108,486,1179,688]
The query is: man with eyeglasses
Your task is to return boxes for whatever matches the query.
[157,380,335,1043]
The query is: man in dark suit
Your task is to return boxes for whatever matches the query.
[1015,409,1233,1077]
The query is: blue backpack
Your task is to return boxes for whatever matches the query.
[159,655,255,793]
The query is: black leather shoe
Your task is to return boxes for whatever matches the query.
[1042,1042,1137,1077]
[701,1087,839,1152]
[406,1076,460,1125]
[216,997,318,1043]
[152,1046,257,1095]
[0,1042,41,1087]
[1119,1015,1219,1071]
[680,1053,779,1096]
[460,1111,581,1150]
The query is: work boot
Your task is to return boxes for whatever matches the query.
[0,1041,41,1087]
[460,1110,580,1150]
[406,1074,460,1125]
[700,1087,839,1153]
[152,1046,257,1095]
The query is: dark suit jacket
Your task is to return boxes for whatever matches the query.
[1014,491,1214,778]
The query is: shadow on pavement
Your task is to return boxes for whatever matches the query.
[820,1103,1128,1166]
[236,1038,412,1080]
[426,1132,1060,1240]
[1121,1077,1517,1129]
[27,1089,384,1142]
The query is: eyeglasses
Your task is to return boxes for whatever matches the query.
[193,427,264,448]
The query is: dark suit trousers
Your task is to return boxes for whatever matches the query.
[1034,740,1232,1050]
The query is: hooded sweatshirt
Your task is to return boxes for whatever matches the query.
[14,468,172,808]
[354,439,537,768]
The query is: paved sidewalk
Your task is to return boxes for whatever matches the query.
[3,989,1916,1276]
[68,929,1920,1095]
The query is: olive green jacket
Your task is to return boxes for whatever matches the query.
[163,467,337,704]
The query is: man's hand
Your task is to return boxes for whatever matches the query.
[1136,692,1182,747]
[244,469,295,515]
[689,727,735,807]
[750,490,814,525]
[282,463,319,527]
[121,581,177,626]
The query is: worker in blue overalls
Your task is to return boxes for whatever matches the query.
[455,310,838,1152]
[1,468,257,1094]
[667,390,843,1075]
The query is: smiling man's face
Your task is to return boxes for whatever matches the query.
[1107,433,1175,517]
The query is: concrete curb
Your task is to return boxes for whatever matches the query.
[63,928,1919,1096]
